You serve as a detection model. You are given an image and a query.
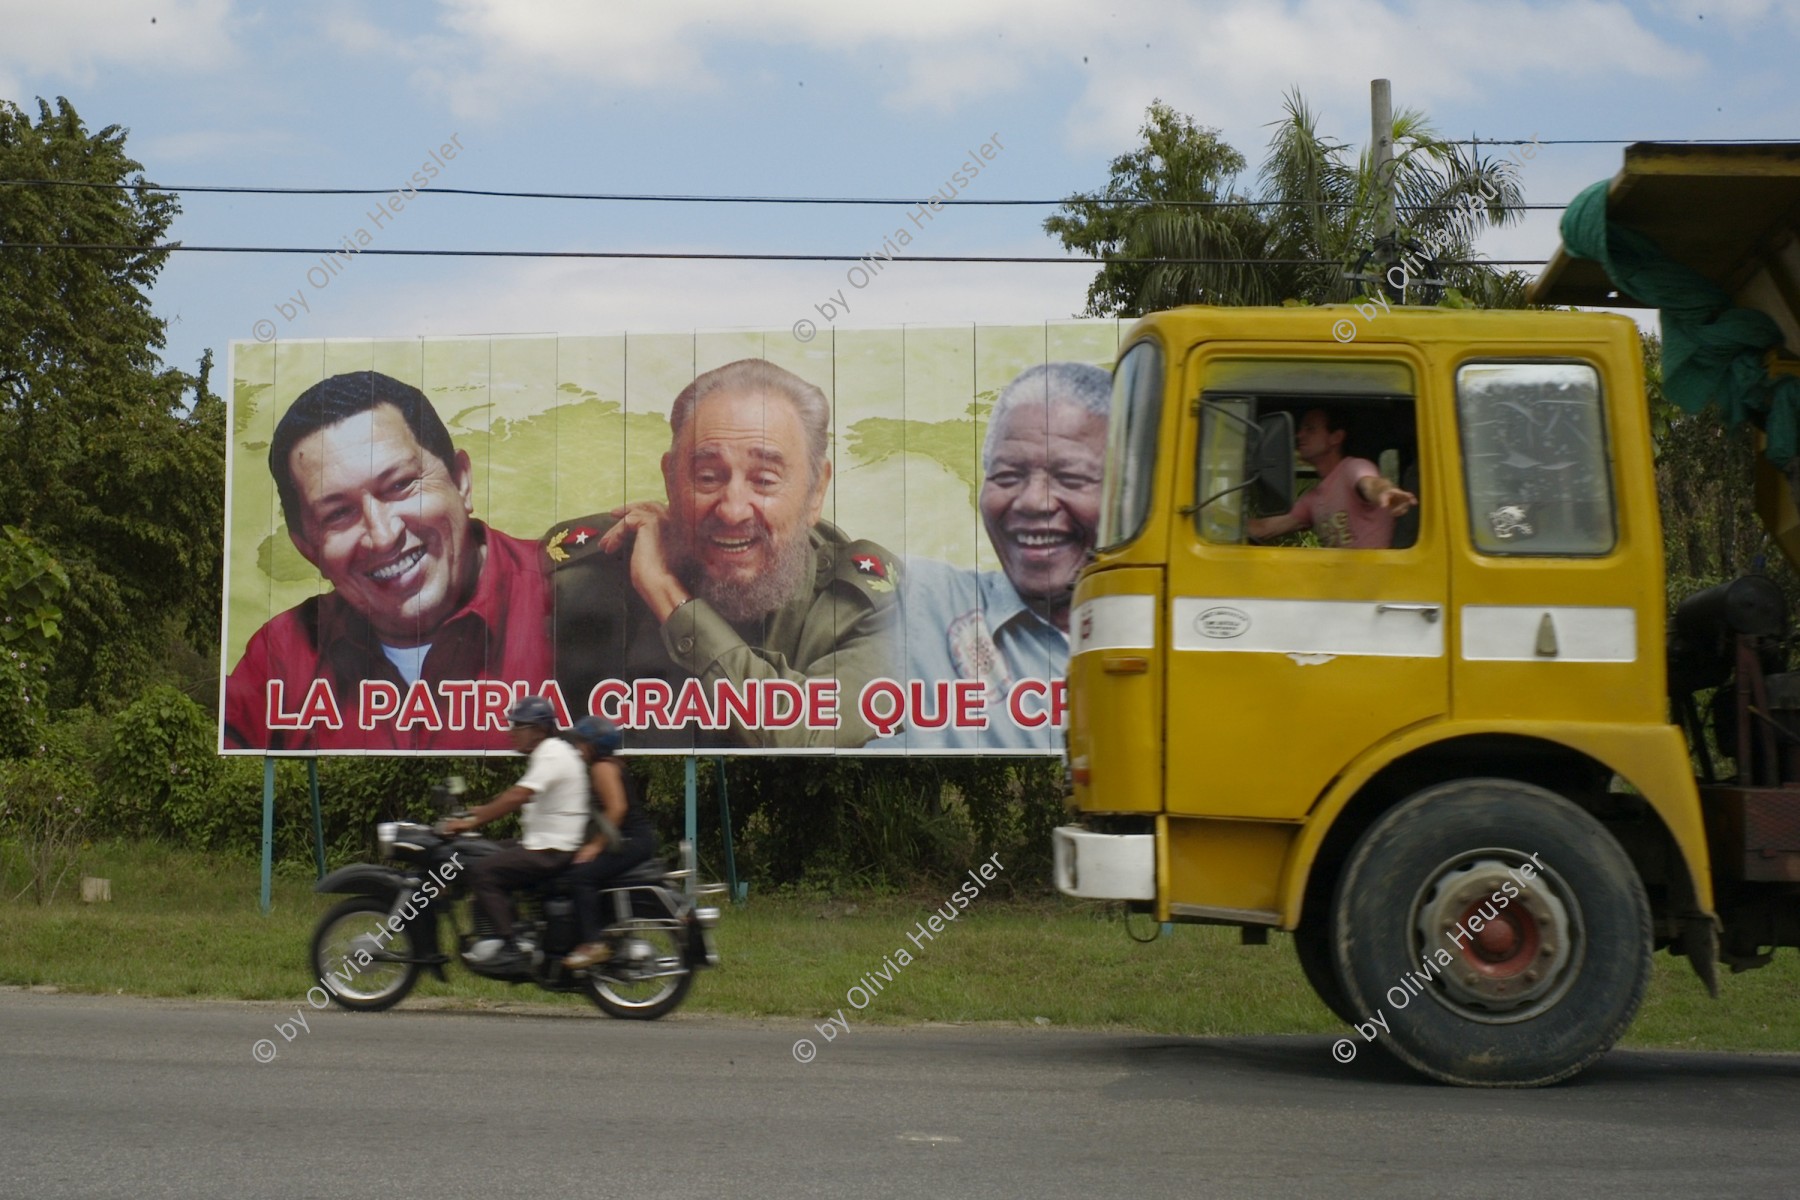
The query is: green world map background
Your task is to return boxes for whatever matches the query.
[224,322,1127,673]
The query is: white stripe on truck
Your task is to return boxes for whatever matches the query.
[1070,595,1157,654]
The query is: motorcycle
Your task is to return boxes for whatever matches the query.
[309,778,722,1020]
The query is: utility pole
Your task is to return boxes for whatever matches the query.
[1347,79,1444,305]
[1370,78,1398,296]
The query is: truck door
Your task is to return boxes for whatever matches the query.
[1445,358,1657,727]
[1165,350,1450,820]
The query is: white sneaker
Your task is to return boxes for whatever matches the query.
[463,937,506,963]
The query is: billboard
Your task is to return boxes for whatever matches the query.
[220,322,1124,755]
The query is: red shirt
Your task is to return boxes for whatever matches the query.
[222,524,555,752]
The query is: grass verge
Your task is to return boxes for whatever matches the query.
[2,841,1797,1051]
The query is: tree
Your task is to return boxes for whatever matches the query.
[1047,93,1531,316]
[1646,332,1799,610]
[1044,101,1265,317]
[0,524,68,755]
[0,97,224,711]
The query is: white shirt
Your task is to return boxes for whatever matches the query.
[379,641,430,686]
[515,737,589,852]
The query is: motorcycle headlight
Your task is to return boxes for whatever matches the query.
[376,822,398,857]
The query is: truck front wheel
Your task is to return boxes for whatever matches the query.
[1331,778,1651,1087]
[1294,916,1358,1025]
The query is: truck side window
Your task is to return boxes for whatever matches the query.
[1455,362,1615,556]
[1196,397,1256,544]
[1193,360,1418,551]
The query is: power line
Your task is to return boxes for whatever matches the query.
[0,242,1551,266]
[3,135,1786,206]
[0,178,1570,209]
[1436,137,1800,145]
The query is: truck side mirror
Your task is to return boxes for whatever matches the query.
[1254,411,1295,512]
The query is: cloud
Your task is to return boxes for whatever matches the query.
[0,0,238,87]
[405,0,1700,145]
[1649,0,1800,34]
[409,0,1091,115]
[305,252,1096,345]
[137,128,301,163]
[319,7,393,56]
[1060,0,1702,152]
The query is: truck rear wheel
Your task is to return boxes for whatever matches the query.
[1331,778,1651,1087]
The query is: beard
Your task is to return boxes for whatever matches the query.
[665,514,817,625]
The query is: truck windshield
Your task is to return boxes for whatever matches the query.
[1097,341,1164,550]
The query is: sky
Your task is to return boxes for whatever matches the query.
[4,0,1798,378]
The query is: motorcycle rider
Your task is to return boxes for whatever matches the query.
[443,696,589,973]
[561,715,661,969]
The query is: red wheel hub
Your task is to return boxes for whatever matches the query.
[1416,856,1573,1016]
[1457,899,1540,981]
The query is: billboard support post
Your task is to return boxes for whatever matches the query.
[260,758,275,914]
[714,757,744,904]
[683,756,697,897]
[309,758,325,880]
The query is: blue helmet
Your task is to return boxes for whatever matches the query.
[570,715,623,757]
[506,695,558,731]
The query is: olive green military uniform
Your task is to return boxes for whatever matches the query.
[542,515,901,750]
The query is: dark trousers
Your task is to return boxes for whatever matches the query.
[468,843,573,941]
[566,835,658,943]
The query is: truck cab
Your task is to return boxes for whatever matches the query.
[1058,143,1800,1086]
[1058,143,1800,1087]
[1058,305,1720,1086]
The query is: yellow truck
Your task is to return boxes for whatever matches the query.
[1054,142,1800,1086]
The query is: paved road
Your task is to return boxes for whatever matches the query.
[3,989,1798,1199]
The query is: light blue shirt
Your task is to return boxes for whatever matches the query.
[898,557,1068,752]
[379,641,430,686]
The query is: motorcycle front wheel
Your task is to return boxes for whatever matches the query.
[582,922,693,1020]
[310,896,421,1012]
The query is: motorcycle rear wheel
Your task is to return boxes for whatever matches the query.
[311,896,421,1012]
[582,923,693,1020]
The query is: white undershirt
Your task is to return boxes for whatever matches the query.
[380,641,431,686]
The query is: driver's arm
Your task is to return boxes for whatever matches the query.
[450,785,532,831]
[1355,473,1416,514]
[1248,509,1305,542]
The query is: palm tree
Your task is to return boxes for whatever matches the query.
[1047,92,1530,316]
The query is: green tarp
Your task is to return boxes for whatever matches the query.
[1561,179,1800,465]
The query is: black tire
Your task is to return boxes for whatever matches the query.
[1332,778,1651,1087]
[581,923,694,1020]
[1293,916,1358,1025]
[310,896,421,1013]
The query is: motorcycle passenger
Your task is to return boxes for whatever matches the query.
[561,715,660,969]
[443,696,589,973]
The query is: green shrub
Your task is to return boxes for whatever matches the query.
[97,684,217,842]
[0,725,97,903]
[666,756,1064,892]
